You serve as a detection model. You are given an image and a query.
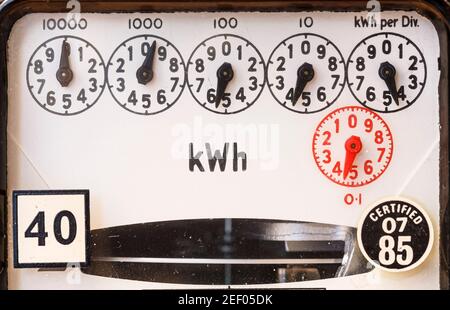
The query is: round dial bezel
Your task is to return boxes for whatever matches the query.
[186,33,266,115]
[26,35,107,116]
[346,32,427,113]
[312,106,394,187]
[106,34,187,116]
[266,33,346,114]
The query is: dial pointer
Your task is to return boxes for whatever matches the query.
[378,61,399,105]
[343,135,362,180]
[292,62,314,106]
[136,40,157,85]
[215,62,234,108]
[56,40,73,87]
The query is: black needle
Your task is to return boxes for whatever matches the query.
[378,61,399,105]
[215,62,234,108]
[136,41,157,85]
[56,40,73,87]
[292,62,314,106]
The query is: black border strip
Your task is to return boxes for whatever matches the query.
[0,0,448,290]
[12,190,90,269]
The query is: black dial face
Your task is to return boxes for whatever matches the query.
[107,35,186,115]
[347,33,427,113]
[27,35,106,116]
[187,34,265,115]
[267,33,346,114]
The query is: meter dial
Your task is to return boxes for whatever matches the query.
[187,34,265,114]
[27,35,106,115]
[312,106,393,187]
[347,32,426,113]
[107,35,186,115]
[267,33,346,114]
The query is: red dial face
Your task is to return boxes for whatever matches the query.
[312,106,393,187]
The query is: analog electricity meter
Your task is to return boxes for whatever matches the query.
[0,0,448,291]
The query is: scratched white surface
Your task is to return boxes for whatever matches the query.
[6,11,441,289]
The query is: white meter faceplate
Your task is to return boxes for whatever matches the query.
[0,0,448,290]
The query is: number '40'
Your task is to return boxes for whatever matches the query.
[24,211,77,246]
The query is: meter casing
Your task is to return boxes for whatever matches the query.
[0,0,448,289]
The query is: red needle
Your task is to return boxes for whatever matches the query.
[343,135,363,180]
